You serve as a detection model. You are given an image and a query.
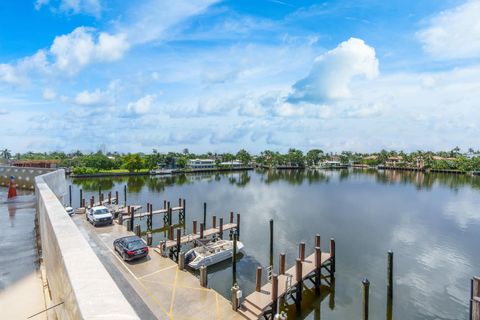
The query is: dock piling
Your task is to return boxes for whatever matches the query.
[130,206,134,231]
[79,189,83,208]
[271,274,279,315]
[193,220,197,235]
[147,232,152,246]
[108,192,111,205]
[200,223,204,239]
[179,251,185,270]
[231,284,240,311]
[115,191,118,204]
[269,219,274,268]
[232,233,237,286]
[315,234,320,248]
[230,211,234,223]
[219,218,223,239]
[135,224,141,237]
[299,242,306,261]
[387,251,393,320]
[315,247,322,295]
[279,253,286,275]
[203,202,207,226]
[169,226,174,241]
[256,267,262,292]
[362,279,370,320]
[123,185,127,207]
[200,266,208,287]
[236,213,241,239]
[295,258,303,312]
[118,213,123,225]
[330,238,336,274]
[69,185,72,206]
[176,228,181,262]
[213,215,216,229]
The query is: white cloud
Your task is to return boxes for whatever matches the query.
[0,64,22,85]
[126,94,156,115]
[0,109,9,115]
[35,0,102,17]
[288,37,379,103]
[122,0,220,44]
[74,89,108,105]
[42,88,57,100]
[50,27,129,74]
[417,0,480,60]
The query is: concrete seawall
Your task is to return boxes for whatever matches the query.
[35,170,139,319]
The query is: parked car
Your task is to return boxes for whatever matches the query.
[113,236,149,261]
[87,206,113,226]
[65,206,75,216]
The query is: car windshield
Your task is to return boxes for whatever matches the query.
[93,209,109,215]
[127,240,144,249]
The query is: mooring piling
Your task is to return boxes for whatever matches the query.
[330,238,336,275]
[230,211,234,223]
[200,266,208,287]
[271,274,279,315]
[299,242,306,262]
[232,233,237,286]
[130,205,134,231]
[68,185,72,206]
[176,228,181,262]
[295,258,303,312]
[256,267,262,292]
[387,251,394,320]
[315,234,321,248]
[236,213,241,239]
[135,224,141,237]
[213,215,216,229]
[362,278,370,320]
[123,185,127,207]
[193,220,197,235]
[179,251,185,270]
[269,219,274,268]
[315,246,322,295]
[200,223,204,239]
[147,232,152,246]
[231,284,240,311]
[79,189,83,207]
[115,191,118,204]
[219,218,223,239]
[279,253,286,275]
[203,202,207,226]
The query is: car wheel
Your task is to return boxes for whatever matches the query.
[122,252,127,261]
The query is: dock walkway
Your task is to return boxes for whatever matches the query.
[160,223,238,250]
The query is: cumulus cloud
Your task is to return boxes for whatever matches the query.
[50,27,129,74]
[74,89,109,105]
[417,0,480,60]
[0,27,128,84]
[126,94,156,115]
[288,37,379,103]
[35,0,102,17]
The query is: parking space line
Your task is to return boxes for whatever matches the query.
[168,267,180,316]
[138,265,177,280]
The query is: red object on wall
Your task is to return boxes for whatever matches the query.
[7,176,17,199]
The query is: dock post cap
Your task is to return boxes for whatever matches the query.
[362,278,370,285]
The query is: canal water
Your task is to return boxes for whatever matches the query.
[69,169,480,320]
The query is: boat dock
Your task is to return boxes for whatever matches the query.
[239,236,335,319]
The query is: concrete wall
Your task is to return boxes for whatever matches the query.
[0,165,54,189]
[36,170,139,320]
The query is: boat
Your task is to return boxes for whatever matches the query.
[185,239,244,269]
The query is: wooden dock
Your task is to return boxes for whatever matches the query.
[238,237,335,319]
[160,223,238,250]
[122,206,183,221]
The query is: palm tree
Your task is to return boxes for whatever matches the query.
[1,149,11,160]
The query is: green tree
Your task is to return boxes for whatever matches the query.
[122,154,144,172]
[305,149,323,166]
[176,156,188,168]
[236,149,251,165]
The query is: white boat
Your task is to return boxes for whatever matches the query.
[185,239,244,270]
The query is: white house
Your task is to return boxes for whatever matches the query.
[187,159,216,169]
[219,160,243,168]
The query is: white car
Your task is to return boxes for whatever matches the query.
[87,206,113,227]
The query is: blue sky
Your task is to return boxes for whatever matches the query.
[0,0,479,153]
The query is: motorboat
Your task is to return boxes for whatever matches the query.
[185,239,244,269]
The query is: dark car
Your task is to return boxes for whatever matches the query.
[113,236,149,261]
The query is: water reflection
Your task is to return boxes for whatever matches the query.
[68,170,480,320]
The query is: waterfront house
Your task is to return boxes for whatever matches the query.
[219,160,243,168]
[187,159,216,169]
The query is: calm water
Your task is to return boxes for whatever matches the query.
[69,169,480,320]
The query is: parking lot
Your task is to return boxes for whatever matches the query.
[72,214,243,320]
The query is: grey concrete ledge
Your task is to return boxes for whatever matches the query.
[36,170,139,320]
